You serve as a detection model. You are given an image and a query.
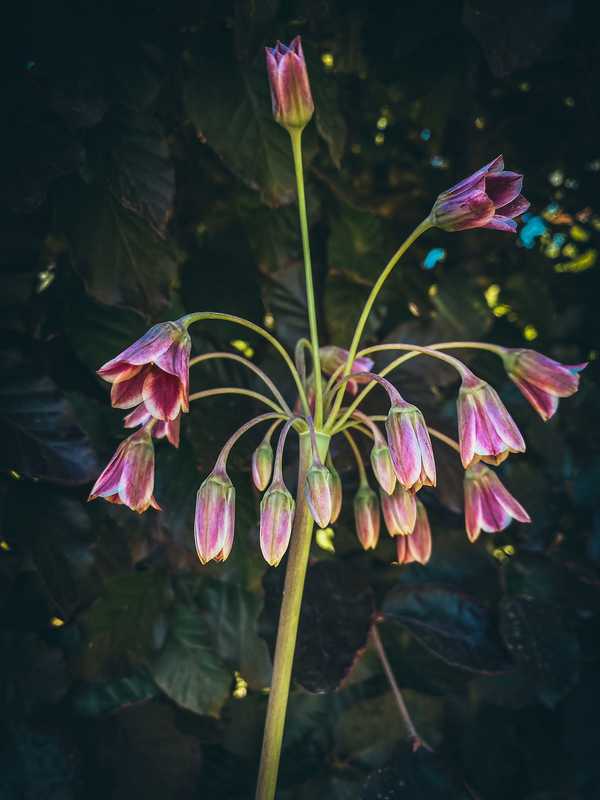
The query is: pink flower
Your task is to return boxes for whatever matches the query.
[319,346,374,396]
[464,463,530,543]
[252,439,274,491]
[88,427,159,513]
[394,501,432,565]
[430,155,529,233]
[124,404,181,448]
[265,36,314,131]
[98,321,191,422]
[457,370,525,469]
[502,348,587,421]
[386,400,436,491]
[381,484,417,536]
[194,470,236,564]
[260,481,295,566]
[354,486,380,550]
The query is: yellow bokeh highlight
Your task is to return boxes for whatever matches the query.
[554,249,597,273]
[0,541,11,552]
[316,527,335,553]
[484,283,500,308]
[492,304,511,318]
[321,52,334,69]
[50,616,65,628]
[231,339,255,358]
[523,325,538,341]
[233,671,248,699]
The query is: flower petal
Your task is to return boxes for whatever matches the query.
[484,172,523,208]
[483,215,518,233]
[142,369,183,421]
[110,367,150,409]
[498,194,530,219]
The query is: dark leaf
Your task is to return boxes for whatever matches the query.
[361,749,471,799]
[72,670,158,717]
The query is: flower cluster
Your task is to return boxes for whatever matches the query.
[88,35,587,577]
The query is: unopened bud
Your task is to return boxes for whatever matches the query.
[252,439,274,491]
[354,486,380,550]
[370,443,396,495]
[260,481,295,566]
[305,463,333,529]
[328,459,343,523]
[381,484,417,536]
[194,470,236,564]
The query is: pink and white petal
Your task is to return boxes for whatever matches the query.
[482,215,518,233]
[497,194,530,219]
[397,415,421,488]
[119,446,155,513]
[443,156,504,197]
[164,416,181,448]
[149,496,162,511]
[89,447,126,499]
[111,368,149,409]
[484,172,523,208]
[118,323,176,366]
[458,393,477,468]
[488,474,531,523]
[479,482,512,532]
[142,369,182,421]
[510,376,558,421]
[123,403,152,428]
[483,387,526,452]
[97,361,142,384]
[464,479,482,542]
[415,418,436,486]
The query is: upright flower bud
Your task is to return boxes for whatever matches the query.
[98,319,191,421]
[370,442,397,495]
[429,155,529,233]
[265,36,314,132]
[354,486,380,551]
[319,346,374,396]
[260,481,296,566]
[386,401,436,491]
[457,370,525,469]
[380,484,417,536]
[305,463,334,529]
[89,427,159,513]
[327,456,343,524]
[501,348,587,421]
[464,463,530,543]
[194,470,236,564]
[252,439,274,491]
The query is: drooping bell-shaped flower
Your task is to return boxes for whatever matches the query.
[380,483,417,536]
[354,485,380,550]
[194,470,236,564]
[464,462,530,543]
[305,463,334,529]
[501,348,587,422]
[88,427,159,513]
[265,36,314,131]
[457,370,525,469]
[395,502,432,565]
[429,155,529,233]
[260,481,296,566]
[319,346,374,396]
[370,442,397,495]
[327,455,343,524]
[252,439,274,491]
[124,404,181,448]
[386,400,436,491]
[98,320,191,421]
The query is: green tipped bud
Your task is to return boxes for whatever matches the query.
[252,439,274,491]
[354,486,380,550]
[370,443,396,495]
[305,463,333,529]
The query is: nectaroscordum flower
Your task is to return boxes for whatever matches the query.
[319,346,374,396]
[381,484,417,536]
[260,481,296,566]
[194,470,236,564]
[430,155,529,233]
[464,463,530,542]
[386,399,436,491]
[394,501,432,565]
[88,427,159,513]
[457,369,525,469]
[98,320,191,421]
[328,456,343,524]
[265,36,314,131]
[370,441,397,495]
[305,462,334,529]
[354,485,380,550]
[124,404,181,448]
[501,348,587,421]
[252,439,274,491]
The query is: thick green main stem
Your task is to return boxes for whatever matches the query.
[256,430,329,800]
[290,131,323,427]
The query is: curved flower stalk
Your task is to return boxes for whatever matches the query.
[85,35,587,800]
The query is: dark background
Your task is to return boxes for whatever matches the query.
[2,1,600,798]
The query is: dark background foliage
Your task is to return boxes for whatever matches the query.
[2,0,600,797]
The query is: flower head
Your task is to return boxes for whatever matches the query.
[386,401,436,491]
[354,486,380,550]
[394,501,432,565]
[305,463,333,529]
[88,427,159,513]
[194,470,236,564]
[430,155,529,233]
[380,483,417,536]
[260,481,296,566]
[502,348,587,421]
[124,404,181,448]
[265,36,314,131]
[98,320,191,422]
[252,439,274,491]
[319,346,374,396]
[457,371,525,469]
[464,463,530,542]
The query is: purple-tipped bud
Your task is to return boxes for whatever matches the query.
[464,463,530,543]
[458,370,526,469]
[502,348,587,422]
[260,481,296,566]
[98,319,191,422]
[124,404,181,448]
[354,486,380,550]
[252,439,274,491]
[89,427,159,513]
[319,346,375,396]
[429,155,529,233]
[380,484,417,536]
[194,470,236,564]
[370,443,397,495]
[328,459,343,524]
[265,36,314,132]
[386,402,436,491]
[305,463,334,529]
